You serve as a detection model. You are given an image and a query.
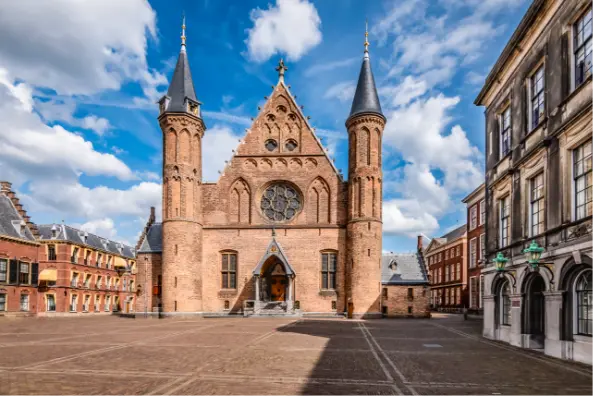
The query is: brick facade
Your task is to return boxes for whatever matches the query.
[462,184,485,314]
[0,237,40,316]
[381,285,430,318]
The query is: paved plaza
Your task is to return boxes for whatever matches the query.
[0,314,591,395]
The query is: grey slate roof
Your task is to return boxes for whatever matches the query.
[348,55,384,121]
[381,253,429,285]
[0,194,36,242]
[138,223,162,253]
[164,49,198,113]
[38,224,135,259]
[440,224,467,243]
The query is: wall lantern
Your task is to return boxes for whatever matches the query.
[493,252,509,272]
[523,241,545,269]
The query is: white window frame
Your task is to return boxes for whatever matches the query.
[572,8,592,91]
[46,294,56,312]
[573,141,592,221]
[527,63,546,132]
[479,275,484,309]
[499,196,510,248]
[469,238,477,268]
[469,276,476,309]
[529,172,545,237]
[572,268,592,336]
[0,293,6,311]
[479,199,486,225]
[20,294,29,311]
[70,294,78,312]
[500,280,511,326]
[480,233,486,262]
[499,105,512,157]
[470,205,478,230]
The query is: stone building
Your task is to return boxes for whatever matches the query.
[425,225,467,311]
[36,223,137,316]
[136,24,406,318]
[475,0,592,364]
[381,237,430,318]
[462,184,486,314]
[0,182,40,316]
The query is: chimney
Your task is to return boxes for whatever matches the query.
[149,206,155,222]
[0,181,12,194]
[417,235,423,251]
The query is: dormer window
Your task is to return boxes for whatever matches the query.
[79,231,88,244]
[12,220,27,238]
[158,97,170,114]
[51,224,59,238]
[389,260,398,272]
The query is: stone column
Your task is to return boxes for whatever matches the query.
[254,276,260,311]
[509,293,523,347]
[286,276,294,311]
[543,291,564,359]
[483,295,496,339]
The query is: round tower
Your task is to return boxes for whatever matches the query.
[346,27,385,318]
[158,18,205,314]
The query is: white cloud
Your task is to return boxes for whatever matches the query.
[202,124,242,182]
[383,199,439,236]
[245,0,322,62]
[324,81,356,103]
[379,76,427,107]
[304,57,358,77]
[76,218,118,239]
[0,0,165,98]
[36,98,112,136]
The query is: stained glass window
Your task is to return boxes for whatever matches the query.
[261,184,301,221]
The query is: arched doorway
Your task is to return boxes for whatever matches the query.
[260,256,288,302]
[522,273,546,348]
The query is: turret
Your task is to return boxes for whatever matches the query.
[346,25,386,318]
[158,17,205,314]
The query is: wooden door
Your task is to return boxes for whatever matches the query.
[347,302,353,319]
[271,276,286,301]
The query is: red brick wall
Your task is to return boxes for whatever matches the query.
[381,285,430,318]
[426,237,467,309]
[466,198,485,311]
[0,237,40,316]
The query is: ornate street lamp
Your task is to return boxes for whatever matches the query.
[493,252,509,272]
[523,241,545,269]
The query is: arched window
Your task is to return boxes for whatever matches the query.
[499,279,511,326]
[574,269,592,336]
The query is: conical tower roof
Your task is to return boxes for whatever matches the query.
[348,26,384,122]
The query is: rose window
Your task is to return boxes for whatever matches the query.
[261,184,301,221]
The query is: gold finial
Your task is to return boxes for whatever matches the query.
[275,58,288,83]
[181,14,186,51]
[364,19,369,54]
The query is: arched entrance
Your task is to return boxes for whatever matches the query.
[260,256,288,302]
[522,273,546,348]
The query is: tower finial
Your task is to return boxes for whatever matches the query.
[181,13,187,52]
[275,58,288,83]
[364,19,369,59]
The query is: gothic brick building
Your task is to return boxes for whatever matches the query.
[135,25,428,318]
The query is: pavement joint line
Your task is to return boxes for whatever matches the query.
[360,322,416,396]
[357,321,398,393]
[428,321,593,378]
[19,323,221,370]
[147,376,191,396]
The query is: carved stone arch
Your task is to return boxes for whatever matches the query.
[166,128,177,163]
[274,158,288,169]
[178,129,191,164]
[229,178,251,224]
[243,158,258,171]
[307,177,331,224]
[289,158,302,171]
[266,114,276,122]
[361,127,371,166]
[260,158,273,170]
[192,132,201,167]
[519,268,552,294]
[350,130,357,167]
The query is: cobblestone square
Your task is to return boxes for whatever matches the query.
[0,314,591,395]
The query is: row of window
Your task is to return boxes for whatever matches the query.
[498,141,592,248]
[382,287,422,300]
[427,245,462,265]
[0,293,32,312]
[469,199,486,230]
[0,259,36,285]
[70,272,134,292]
[430,287,462,306]
[469,234,486,268]
[67,293,132,313]
[431,263,461,284]
[63,245,135,271]
[219,251,338,290]
[469,275,485,310]
[497,9,591,158]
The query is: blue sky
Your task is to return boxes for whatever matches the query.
[0,0,530,249]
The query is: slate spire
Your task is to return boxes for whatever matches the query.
[348,23,384,121]
[159,15,200,116]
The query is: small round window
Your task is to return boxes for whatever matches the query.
[285,140,297,152]
[265,139,278,152]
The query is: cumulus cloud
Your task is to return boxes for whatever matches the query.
[201,124,243,182]
[76,218,118,239]
[324,81,356,103]
[36,98,112,136]
[0,0,165,98]
[245,0,322,62]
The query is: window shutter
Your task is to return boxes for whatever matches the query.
[31,263,39,286]
[9,259,18,284]
[560,33,570,99]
